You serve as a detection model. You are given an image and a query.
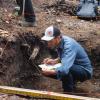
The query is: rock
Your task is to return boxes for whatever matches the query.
[56,19,62,23]
[76,81,95,93]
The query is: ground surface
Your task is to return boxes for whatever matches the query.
[0,0,100,99]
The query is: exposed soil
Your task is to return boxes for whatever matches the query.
[0,0,100,99]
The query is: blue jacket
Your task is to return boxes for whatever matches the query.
[56,36,93,79]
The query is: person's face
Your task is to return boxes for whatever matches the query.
[47,36,61,49]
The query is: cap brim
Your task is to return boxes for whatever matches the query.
[41,36,54,41]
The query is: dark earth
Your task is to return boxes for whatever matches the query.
[0,0,100,99]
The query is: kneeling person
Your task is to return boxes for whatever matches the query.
[41,26,93,92]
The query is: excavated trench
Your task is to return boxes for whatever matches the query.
[0,32,100,98]
[0,32,62,92]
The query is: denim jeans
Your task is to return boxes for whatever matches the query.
[61,65,91,92]
[49,65,91,92]
[16,0,35,22]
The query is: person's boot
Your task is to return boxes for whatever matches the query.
[18,20,37,27]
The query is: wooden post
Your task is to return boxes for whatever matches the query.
[0,86,99,100]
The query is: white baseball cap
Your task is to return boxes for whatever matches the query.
[41,26,61,41]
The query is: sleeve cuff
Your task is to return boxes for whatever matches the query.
[55,65,70,80]
[55,67,66,80]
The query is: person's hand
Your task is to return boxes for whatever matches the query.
[43,58,50,64]
[43,58,57,65]
[42,68,56,76]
